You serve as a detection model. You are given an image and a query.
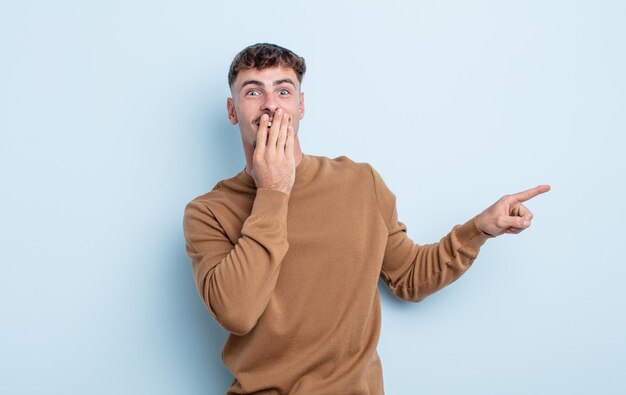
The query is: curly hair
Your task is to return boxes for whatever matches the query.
[228,43,306,88]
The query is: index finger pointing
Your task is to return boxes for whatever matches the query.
[512,184,551,202]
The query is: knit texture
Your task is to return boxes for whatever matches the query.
[183,153,491,394]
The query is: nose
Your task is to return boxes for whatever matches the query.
[260,94,279,115]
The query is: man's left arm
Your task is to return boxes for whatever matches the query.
[369,164,549,302]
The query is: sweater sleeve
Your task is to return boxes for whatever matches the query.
[183,188,290,335]
[369,165,493,302]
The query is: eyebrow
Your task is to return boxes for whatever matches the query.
[240,80,263,89]
[273,78,296,87]
[240,78,297,90]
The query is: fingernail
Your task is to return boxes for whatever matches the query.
[524,220,530,227]
[261,114,268,120]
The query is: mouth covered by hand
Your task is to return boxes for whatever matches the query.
[252,109,291,149]
[254,111,278,129]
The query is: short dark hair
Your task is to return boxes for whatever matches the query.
[228,43,306,88]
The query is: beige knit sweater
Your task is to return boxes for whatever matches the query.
[183,153,491,394]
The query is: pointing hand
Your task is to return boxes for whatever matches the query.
[475,185,551,237]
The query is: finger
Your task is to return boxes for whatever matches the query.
[497,216,530,230]
[511,184,551,203]
[517,204,534,221]
[255,114,269,155]
[285,124,294,157]
[507,227,524,234]
[267,108,282,150]
[276,112,289,150]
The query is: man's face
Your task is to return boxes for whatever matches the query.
[227,66,305,148]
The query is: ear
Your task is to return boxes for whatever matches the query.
[227,98,238,125]
[298,92,305,120]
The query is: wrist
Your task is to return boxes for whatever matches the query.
[474,215,495,237]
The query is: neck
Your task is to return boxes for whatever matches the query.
[242,137,304,177]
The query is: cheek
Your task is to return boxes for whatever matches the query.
[289,105,302,119]
[291,117,301,132]
[236,102,256,118]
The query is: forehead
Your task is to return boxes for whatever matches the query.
[233,66,300,90]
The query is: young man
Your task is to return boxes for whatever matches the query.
[183,43,550,394]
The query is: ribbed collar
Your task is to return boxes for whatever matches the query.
[233,153,315,192]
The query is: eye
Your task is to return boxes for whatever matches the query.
[278,89,290,95]
[246,90,260,96]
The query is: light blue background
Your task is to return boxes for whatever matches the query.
[2,1,625,394]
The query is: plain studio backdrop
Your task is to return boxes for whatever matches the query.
[1,1,624,394]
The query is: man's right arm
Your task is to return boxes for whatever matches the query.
[183,188,290,336]
[184,108,296,336]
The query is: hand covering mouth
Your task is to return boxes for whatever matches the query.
[254,117,274,128]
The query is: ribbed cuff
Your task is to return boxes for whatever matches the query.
[455,215,494,247]
[251,188,290,222]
